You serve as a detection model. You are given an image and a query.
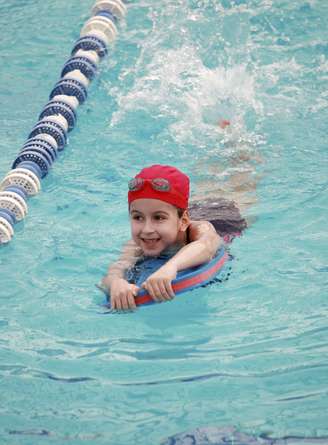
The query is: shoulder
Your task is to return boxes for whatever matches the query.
[188,220,218,241]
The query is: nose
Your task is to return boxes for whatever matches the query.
[141,217,155,234]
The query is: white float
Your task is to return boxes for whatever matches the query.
[1,172,40,196]
[0,191,28,216]
[81,17,117,43]
[75,49,100,65]
[0,196,26,221]
[40,114,69,133]
[63,70,90,89]
[0,216,14,236]
[92,0,127,20]
[0,219,13,243]
[52,95,79,112]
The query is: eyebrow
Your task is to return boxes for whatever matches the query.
[153,211,169,216]
[130,209,169,216]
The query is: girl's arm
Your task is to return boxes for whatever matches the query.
[141,221,222,301]
[168,220,222,270]
[101,240,142,288]
[99,240,142,311]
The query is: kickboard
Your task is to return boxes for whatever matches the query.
[102,247,229,307]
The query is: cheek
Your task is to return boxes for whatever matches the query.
[130,221,139,237]
[161,221,180,240]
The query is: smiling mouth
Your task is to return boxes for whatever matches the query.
[141,238,160,245]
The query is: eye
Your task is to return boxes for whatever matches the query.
[154,214,167,221]
[131,214,143,221]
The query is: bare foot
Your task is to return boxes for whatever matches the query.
[218,119,231,129]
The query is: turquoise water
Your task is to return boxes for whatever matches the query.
[0,0,328,443]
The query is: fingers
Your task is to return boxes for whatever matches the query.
[126,291,137,311]
[142,281,160,302]
[159,280,175,300]
[111,289,138,313]
[142,278,175,302]
[110,276,175,310]
[164,279,175,299]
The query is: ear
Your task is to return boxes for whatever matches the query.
[179,210,190,232]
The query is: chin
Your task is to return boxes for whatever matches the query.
[142,244,166,257]
[142,247,163,257]
[138,239,166,257]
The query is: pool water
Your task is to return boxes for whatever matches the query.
[0,0,327,444]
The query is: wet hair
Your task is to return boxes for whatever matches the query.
[177,208,185,218]
[188,198,247,236]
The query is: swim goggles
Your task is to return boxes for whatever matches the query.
[128,177,171,192]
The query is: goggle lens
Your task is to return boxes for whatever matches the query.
[128,178,144,191]
[128,178,170,192]
[151,178,170,191]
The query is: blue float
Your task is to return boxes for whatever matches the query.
[96,11,117,24]
[49,78,88,104]
[71,36,108,58]
[4,185,28,201]
[20,146,55,165]
[23,140,58,161]
[61,56,97,81]
[13,151,51,178]
[0,209,16,225]
[16,161,43,180]
[28,122,67,151]
[39,102,76,131]
[24,137,58,153]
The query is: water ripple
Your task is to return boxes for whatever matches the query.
[115,362,328,387]
[0,364,95,384]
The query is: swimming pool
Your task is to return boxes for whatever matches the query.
[0,0,327,443]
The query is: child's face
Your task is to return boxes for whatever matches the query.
[129,199,189,257]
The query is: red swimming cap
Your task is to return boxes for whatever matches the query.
[128,164,190,210]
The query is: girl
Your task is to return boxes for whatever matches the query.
[100,164,247,311]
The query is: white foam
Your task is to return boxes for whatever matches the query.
[111,44,262,150]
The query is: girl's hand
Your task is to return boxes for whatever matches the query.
[142,263,177,302]
[110,278,139,312]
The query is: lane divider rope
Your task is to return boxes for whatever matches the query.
[0,0,127,244]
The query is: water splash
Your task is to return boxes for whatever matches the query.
[112,44,262,148]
